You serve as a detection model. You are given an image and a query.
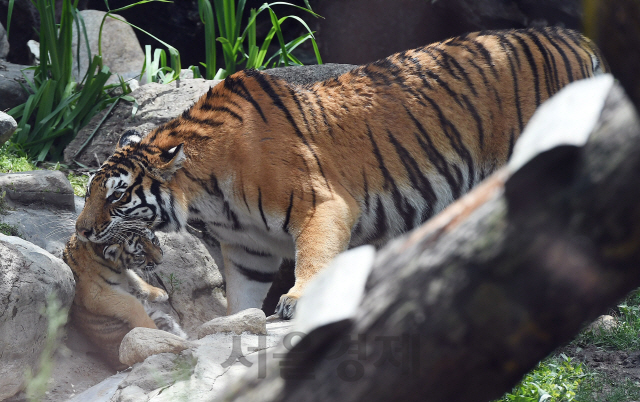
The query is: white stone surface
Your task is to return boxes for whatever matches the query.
[294,245,376,338]
[509,74,615,172]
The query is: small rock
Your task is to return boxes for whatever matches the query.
[0,111,17,146]
[119,327,192,367]
[0,170,75,210]
[587,315,619,332]
[197,308,267,338]
[179,69,195,80]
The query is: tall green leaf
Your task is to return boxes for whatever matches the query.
[6,0,14,38]
[198,0,217,79]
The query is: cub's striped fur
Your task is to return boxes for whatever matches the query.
[64,230,185,370]
[76,27,607,319]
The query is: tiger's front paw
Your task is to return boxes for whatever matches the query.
[274,294,298,320]
[148,287,169,302]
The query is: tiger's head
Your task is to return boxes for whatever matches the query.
[76,129,187,243]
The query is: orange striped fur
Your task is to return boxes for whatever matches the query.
[77,27,607,319]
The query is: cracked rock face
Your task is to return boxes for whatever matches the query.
[0,235,75,400]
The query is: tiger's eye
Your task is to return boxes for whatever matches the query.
[108,190,126,203]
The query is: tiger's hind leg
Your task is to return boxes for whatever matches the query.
[221,243,282,315]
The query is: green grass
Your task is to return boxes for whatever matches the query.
[576,373,640,402]
[25,293,69,401]
[1,143,90,196]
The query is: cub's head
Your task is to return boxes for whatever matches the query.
[102,228,164,271]
[76,129,187,243]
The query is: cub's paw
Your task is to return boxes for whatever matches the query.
[148,287,169,302]
[274,294,298,320]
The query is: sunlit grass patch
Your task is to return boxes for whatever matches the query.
[495,354,586,402]
[0,143,37,173]
[67,172,89,197]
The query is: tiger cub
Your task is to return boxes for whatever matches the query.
[63,229,185,370]
[75,27,608,319]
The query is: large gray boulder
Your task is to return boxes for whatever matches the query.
[0,234,75,401]
[0,59,33,111]
[72,10,145,84]
[0,170,75,210]
[261,63,355,87]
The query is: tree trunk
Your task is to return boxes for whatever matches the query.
[221,79,640,402]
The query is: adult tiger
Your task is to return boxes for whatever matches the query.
[76,27,607,319]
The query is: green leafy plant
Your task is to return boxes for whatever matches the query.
[159,272,183,297]
[496,354,586,402]
[5,0,178,163]
[96,0,182,84]
[0,222,20,237]
[7,0,120,162]
[142,45,183,84]
[197,0,323,80]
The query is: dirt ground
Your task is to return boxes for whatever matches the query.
[564,344,640,397]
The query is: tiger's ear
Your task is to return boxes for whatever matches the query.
[103,244,123,262]
[155,143,186,181]
[117,129,143,150]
